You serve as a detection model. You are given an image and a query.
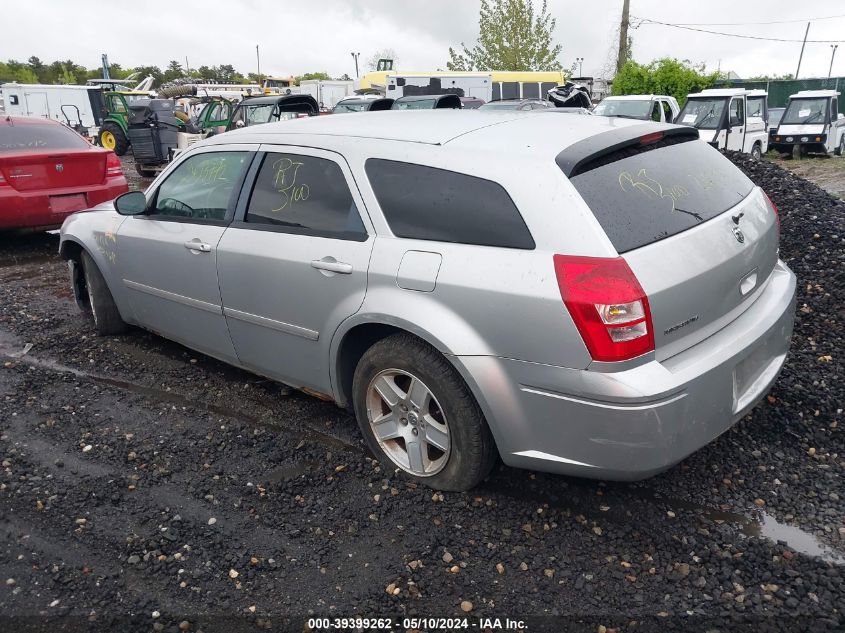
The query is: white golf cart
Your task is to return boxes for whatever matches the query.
[770,90,845,158]
[676,88,769,158]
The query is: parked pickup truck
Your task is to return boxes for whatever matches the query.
[676,88,768,159]
[592,95,679,123]
[770,90,845,158]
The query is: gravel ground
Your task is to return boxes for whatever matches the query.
[766,152,845,200]
[0,153,842,632]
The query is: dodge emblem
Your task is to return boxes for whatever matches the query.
[55,163,64,172]
[732,227,745,243]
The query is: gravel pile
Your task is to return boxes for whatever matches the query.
[0,153,841,632]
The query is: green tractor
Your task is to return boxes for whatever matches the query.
[97,91,150,155]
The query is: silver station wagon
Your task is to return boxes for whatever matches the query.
[60,111,796,491]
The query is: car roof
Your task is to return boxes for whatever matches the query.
[791,89,840,98]
[393,94,455,102]
[602,95,656,101]
[215,109,646,154]
[2,115,62,127]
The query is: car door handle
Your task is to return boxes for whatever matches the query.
[184,240,212,253]
[311,258,353,274]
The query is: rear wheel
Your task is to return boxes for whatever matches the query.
[751,142,762,160]
[835,137,844,156]
[80,251,127,335]
[99,123,128,156]
[352,334,496,491]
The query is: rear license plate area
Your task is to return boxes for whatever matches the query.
[49,194,87,214]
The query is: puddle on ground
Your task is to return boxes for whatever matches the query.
[0,340,360,455]
[745,512,845,564]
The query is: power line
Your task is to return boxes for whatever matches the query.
[665,13,845,27]
[633,17,845,43]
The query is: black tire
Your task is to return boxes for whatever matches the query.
[80,251,127,335]
[751,143,762,160]
[352,333,496,491]
[835,137,844,156]
[99,122,129,156]
[135,163,157,178]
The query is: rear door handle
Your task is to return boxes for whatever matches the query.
[184,240,212,253]
[311,257,353,274]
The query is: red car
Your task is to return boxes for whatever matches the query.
[0,115,128,230]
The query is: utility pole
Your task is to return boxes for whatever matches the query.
[616,0,630,74]
[576,57,584,76]
[256,45,261,86]
[351,52,360,79]
[185,56,190,76]
[795,22,810,80]
[830,45,839,79]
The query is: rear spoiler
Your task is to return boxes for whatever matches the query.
[556,124,700,178]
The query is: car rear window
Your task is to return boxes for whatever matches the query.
[566,138,754,253]
[365,159,535,249]
[0,122,90,152]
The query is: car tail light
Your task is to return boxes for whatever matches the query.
[553,255,654,362]
[763,191,779,230]
[106,152,123,177]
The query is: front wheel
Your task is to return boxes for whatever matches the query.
[352,333,496,491]
[751,143,762,160]
[80,251,127,335]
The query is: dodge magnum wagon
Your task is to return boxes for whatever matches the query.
[60,111,796,491]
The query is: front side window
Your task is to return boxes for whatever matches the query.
[650,102,661,122]
[661,100,673,122]
[365,159,535,250]
[245,153,367,240]
[151,152,248,221]
[729,98,744,126]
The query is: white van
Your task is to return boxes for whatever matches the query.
[592,95,679,123]
[0,83,105,138]
[676,88,769,158]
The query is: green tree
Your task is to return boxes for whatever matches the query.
[611,58,721,105]
[294,71,331,85]
[58,64,77,84]
[746,73,794,81]
[447,0,562,71]
[14,67,39,83]
[163,60,184,82]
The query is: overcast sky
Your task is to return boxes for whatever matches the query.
[6,1,845,80]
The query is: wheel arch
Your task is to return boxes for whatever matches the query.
[330,316,477,410]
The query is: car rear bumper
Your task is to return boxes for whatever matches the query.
[0,179,127,230]
[459,260,796,481]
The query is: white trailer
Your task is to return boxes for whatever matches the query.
[771,90,845,158]
[385,73,493,101]
[298,80,354,110]
[0,83,105,138]
[676,88,769,158]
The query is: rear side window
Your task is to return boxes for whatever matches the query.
[566,139,754,253]
[246,153,367,240]
[0,122,89,152]
[365,159,535,249]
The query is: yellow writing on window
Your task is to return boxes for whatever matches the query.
[619,169,689,212]
[271,157,310,212]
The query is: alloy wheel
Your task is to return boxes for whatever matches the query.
[365,369,450,476]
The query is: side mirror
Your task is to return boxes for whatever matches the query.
[114,191,147,216]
